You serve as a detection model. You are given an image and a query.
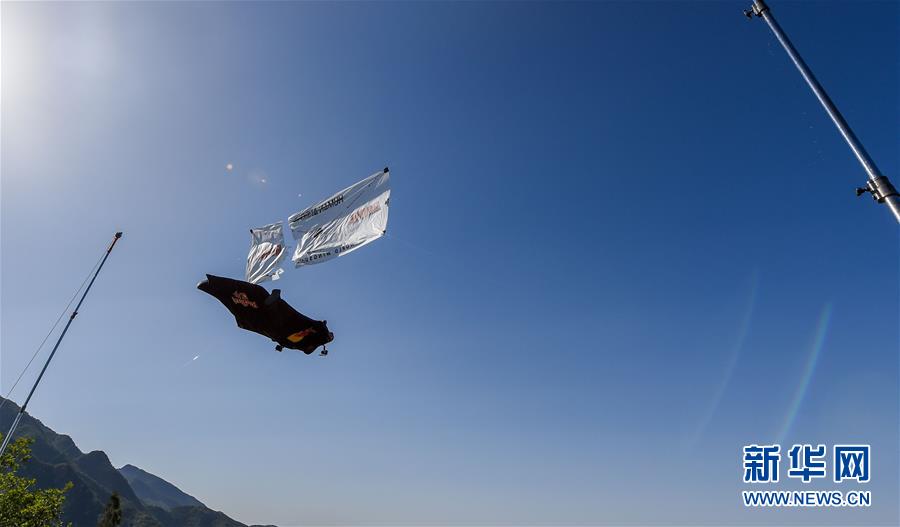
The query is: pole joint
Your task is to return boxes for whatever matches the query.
[856,177,899,204]
[744,0,769,19]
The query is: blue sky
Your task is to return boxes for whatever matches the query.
[1,1,897,525]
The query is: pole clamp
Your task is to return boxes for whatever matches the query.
[107,232,123,253]
[744,0,769,19]
[856,176,899,203]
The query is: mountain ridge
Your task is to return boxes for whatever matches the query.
[0,397,261,526]
[118,463,206,511]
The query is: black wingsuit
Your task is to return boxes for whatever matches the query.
[198,274,333,354]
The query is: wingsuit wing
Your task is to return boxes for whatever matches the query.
[197,274,333,354]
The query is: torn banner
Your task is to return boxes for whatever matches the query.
[288,168,390,267]
[246,222,286,284]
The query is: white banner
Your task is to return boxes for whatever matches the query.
[246,222,286,284]
[289,168,390,267]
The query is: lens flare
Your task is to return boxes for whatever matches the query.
[776,303,833,444]
[688,271,760,448]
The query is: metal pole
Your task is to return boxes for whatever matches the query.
[744,0,900,223]
[0,232,123,458]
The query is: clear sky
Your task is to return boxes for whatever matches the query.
[1,1,897,525]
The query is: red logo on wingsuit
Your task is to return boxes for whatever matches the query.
[231,291,258,309]
[287,328,316,343]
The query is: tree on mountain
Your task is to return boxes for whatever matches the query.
[97,492,122,527]
[0,434,72,527]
